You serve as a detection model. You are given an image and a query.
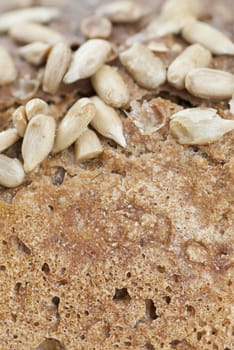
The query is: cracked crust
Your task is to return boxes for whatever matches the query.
[0,1,233,349]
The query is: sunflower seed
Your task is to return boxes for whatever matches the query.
[182,20,234,55]
[229,94,234,114]
[19,42,51,66]
[90,96,126,147]
[43,42,71,94]
[10,22,64,45]
[185,68,234,100]
[91,65,129,108]
[0,7,60,33]
[147,42,169,53]
[22,114,56,173]
[97,1,147,23]
[120,43,166,90]
[63,39,113,83]
[53,98,96,154]
[80,15,112,39]
[145,0,200,39]
[75,128,103,162]
[0,129,20,153]
[0,45,17,85]
[162,0,201,18]
[170,107,234,145]
[167,44,212,89]
[25,98,49,120]
[12,106,28,137]
[0,155,25,188]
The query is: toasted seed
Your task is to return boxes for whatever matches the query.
[185,68,234,100]
[0,155,25,188]
[25,98,49,120]
[12,106,28,137]
[91,65,129,108]
[63,39,113,83]
[0,129,20,153]
[80,15,112,39]
[170,107,234,145]
[22,114,56,173]
[97,1,146,23]
[120,43,166,90]
[182,20,234,55]
[53,98,96,153]
[167,44,212,90]
[19,41,51,66]
[10,22,64,45]
[0,45,17,85]
[90,96,126,147]
[0,7,60,33]
[43,42,71,94]
[75,128,103,162]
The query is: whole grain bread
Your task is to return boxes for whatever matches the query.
[0,1,233,350]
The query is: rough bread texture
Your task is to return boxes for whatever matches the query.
[0,1,233,350]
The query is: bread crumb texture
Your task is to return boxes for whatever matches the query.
[0,0,233,349]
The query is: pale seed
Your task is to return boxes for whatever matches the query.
[91,65,129,108]
[145,0,201,39]
[229,94,234,114]
[147,42,169,53]
[22,114,56,173]
[10,22,65,45]
[0,129,20,153]
[182,20,234,55]
[170,107,234,145]
[0,7,60,33]
[120,43,166,90]
[43,42,71,94]
[12,106,28,137]
[167,44,212,90]
[97,1,146,23]
[162,0,201,19]
[0,45,17,85]
[90,96,126,147]
[185,68,234,100]
[0,155,25,188]
[80,15,112,39]
[63,39,113,83]
[25,98,49,120]
[53,98,96,154]
[75,128,103,162]
[19,41,51,66]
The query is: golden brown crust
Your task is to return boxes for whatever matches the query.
[0,1,233,349]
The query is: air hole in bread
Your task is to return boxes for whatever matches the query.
[145,299,158,320]
[12,236,31,255]
[52,296,60,307]
[163,296,171,305]
[113,287,131,303]
[145,342,155,349]
[35,338,65,350]
[0,265,6,271]
[185,305,195,316]
[14,282,22,294]
[51,167,66,186]
[41,263,50,274]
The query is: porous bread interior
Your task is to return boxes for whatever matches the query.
[0,0,233,349]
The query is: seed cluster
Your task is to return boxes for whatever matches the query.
[0,0,234,188]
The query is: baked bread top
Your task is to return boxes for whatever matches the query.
[0,1,233,349]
